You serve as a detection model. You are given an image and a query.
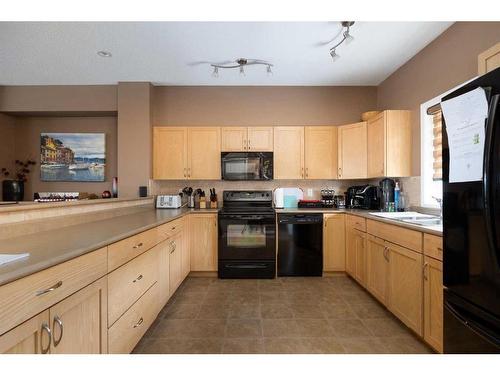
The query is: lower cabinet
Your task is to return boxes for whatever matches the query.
[346,227,367,287]
[189,213,218,272]
[169,232,183,296]
[387,242,423,336]
[366,234,389,304]
[323,214,346,271]
[424,255,443,353]
[157,241,171,308]
[0,277,107,354]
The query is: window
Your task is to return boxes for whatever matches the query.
[420,77,476,207]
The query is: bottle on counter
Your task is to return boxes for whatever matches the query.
[394,181,400,212]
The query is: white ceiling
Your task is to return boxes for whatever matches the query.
[0,22,452,86]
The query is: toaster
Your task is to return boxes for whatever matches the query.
[156,195,182,209]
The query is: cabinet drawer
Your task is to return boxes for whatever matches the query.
[0,247,107,336]
[108,283,159,354]
[423,234,443,261]
[108,227,160,272]
[108,247,159,326]
[346,214,366,232]
[367,219,422,253]
[157,217,184,241]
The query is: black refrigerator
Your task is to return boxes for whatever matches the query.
[442,66,500,353]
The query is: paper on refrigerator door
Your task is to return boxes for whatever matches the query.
[441,87,489,183]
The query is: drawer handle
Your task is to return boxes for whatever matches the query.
[133,317,144,328]
[53,316,64,347]
[437,247,443,251]
[41,323,52,354]
[133,274,143,283]
[36,280,63,296]
[171,226,176,230]
[133,242,144,249]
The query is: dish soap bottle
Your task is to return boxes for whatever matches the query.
[394,181,400,212]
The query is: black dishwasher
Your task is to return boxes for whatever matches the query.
[277,213,323,276]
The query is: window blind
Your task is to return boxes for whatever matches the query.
[427,104,442,181]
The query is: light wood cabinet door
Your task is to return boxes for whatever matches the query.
[366,235,389,304]
[354,230,367,287]
[424,256,443,353]
[49,277,107,354]
[189,214,218,271]
[323,214,345,271]
[180,230,190,279]
[305,126,338,179]
[169,236,183,296]
[367,114,385,178]
[157,241,171,308]
[387,243,423,336]
[0,311,49,354]
[221,127,247,151]
[345,228,357,277]
[274,126,304,179]
[187,127,221,180]
[247,127,273,151]
[478,42,500,75]
[153,127,188,179]
[338,122,367,179]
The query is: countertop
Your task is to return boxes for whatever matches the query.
[0,206,217,286]
[0,205,441,287]
[274,208,443,236]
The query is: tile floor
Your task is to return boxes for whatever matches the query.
[132,275,433,354]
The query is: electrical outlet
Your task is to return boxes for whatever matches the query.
[307,188,313,197]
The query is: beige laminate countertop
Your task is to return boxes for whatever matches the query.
[0,205,218,287]
[274,208,443,237]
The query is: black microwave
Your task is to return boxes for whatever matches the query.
[221,152,273,180]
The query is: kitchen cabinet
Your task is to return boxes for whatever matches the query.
[152,126,221,180]
[274,126,305,179]
[221,126,273,152]
[424,255,443,353]
[323,213,345,271]
[0,311,49,354]
[153,127,187,179]
[338,122,367,179]
[187,127,221,179]
[366,234,389,304]
[180,229,190,279]
[189,213,218,272]
[367,110,411,178]
[169,233,183,295]
[305,126,338,179]
[157,241,171,307]
[1,278,107,354]
[346,227,366,285]
[387,242,423,336]
[478,42,500,75]
[49,277,107,354]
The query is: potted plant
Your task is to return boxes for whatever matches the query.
[1,159,36,202]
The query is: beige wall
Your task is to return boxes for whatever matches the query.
[0,85,117,113]
[153,86,377,126]
[377,22,500,175]
[14,116,117,200]
[0,114,17,198]
[117,82,153,198]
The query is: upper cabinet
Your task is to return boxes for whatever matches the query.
[274,126,305,179]
[304,126,338,179]
[221,126,273,152]
[153,126,220,180]
[367,110,411,178]
[338,122,367,179]
[478,42,500,75]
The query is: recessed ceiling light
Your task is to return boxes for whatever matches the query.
[97,51,112,58]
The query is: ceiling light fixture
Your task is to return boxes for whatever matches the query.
[210,58,273,78]
[329,21,355,61]
[97,50,112,58]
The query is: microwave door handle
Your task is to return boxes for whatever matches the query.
[483,94,500,264]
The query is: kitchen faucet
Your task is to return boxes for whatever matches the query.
[432,196,443,218]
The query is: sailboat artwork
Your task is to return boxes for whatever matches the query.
[40,133,106,182]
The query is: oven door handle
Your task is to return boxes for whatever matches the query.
[224,264,269,269]
[223,215,274,220]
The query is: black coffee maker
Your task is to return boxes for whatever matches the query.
[379,178,396,211]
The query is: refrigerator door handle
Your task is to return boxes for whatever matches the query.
[445,298,500,348]
[483,93,500,265]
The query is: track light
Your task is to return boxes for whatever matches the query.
[212,66,219,78]
[207,58,273,77]
[239,66,245,76]
[266,65,273,75]
[328,21,355,61]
